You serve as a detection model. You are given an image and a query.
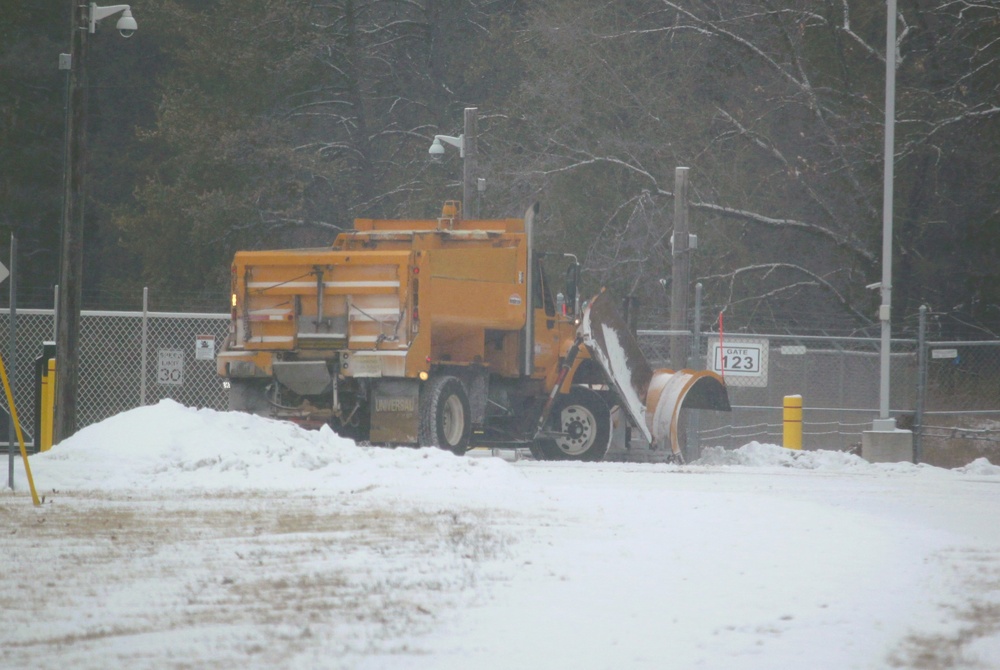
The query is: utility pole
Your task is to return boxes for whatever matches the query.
[55,0,90,443]
[54,2,138,443]
[670,167,692,370]
[463,107,478,219]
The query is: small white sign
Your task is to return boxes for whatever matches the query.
[157,349,184,386]
[0,261,8,285]
[195,335,215,361]
[931,348,959,360]
[707,337,770,387]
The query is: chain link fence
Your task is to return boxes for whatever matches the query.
[918,340,1000,467]
[1,297,996,466]
[637,328,1000,466]
[0,306,229,452]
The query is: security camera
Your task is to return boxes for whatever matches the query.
[428,138,445,162]
[116,9,137,38]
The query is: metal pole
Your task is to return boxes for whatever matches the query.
[690,282,703,369]
[462,107,478,218]
[140,286,148,405]
[670,167,691,370]
[7,234,16,489]
[914,305,928,463]
[684,282,703,463]
[875,0,897,431]
[55,0,89,443]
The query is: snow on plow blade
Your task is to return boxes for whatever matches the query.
[579,289,730,456]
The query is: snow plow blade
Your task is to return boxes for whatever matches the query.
[646,368,730,456]
[579,288,730,456]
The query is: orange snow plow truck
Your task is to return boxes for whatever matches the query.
[217,202,730,461]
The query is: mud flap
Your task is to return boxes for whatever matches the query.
[578,288,730,455]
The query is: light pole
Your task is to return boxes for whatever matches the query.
[874,0,897,432]
[54,2,137,444]
[428,107,478,217]
[862,0,912,463]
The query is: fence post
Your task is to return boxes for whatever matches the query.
[53,284,59,341]
[140,287,148,406]
[914,304,928,463]
[7,234,16,488]
[670,166,691,370]
[690,282,702,369]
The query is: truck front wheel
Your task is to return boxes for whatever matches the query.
[419,376,472,456]
[532,386,611,462]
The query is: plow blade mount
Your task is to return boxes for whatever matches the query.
[579,289,730,456]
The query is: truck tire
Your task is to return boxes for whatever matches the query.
[532,386,611,462]
[419,376,472,456]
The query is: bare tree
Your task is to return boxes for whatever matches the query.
[486,0,1000,335]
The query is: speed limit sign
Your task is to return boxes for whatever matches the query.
[157,349,185,386]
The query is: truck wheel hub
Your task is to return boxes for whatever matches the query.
[566,419,586,440]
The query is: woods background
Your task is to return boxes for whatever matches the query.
[2,0,998,337]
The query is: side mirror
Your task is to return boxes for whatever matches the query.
[565,264,580,315]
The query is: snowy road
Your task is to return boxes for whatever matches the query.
[2,401,999,669]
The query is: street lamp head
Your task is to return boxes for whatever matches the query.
[428,137,445,162]
[116,9,137,38]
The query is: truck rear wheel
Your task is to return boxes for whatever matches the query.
[532,386,611,462]
[419,376,472,456]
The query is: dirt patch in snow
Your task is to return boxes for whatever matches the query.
[0,490,518,669]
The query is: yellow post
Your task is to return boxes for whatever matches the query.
[0,352,40,505]
[41,358,56,451]
[783,394,803,450]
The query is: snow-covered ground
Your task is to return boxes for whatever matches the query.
[3,400,999,669]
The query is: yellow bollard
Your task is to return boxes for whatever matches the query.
[783,394,802,450]
[40,358,56,451]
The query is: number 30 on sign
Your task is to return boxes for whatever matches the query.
[157,349,185,386]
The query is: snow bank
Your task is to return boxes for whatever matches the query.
[15,403,996,499]
[16,400,535,504]
[696,441,999,475]
[696,441,868,469]
[956,457,1000,476]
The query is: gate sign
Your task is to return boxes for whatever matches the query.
[706,338,769,387]
[157,349,184,386]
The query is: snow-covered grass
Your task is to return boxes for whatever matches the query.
[3,400,999,669]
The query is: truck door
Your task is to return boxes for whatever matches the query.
[532,255,580,386]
